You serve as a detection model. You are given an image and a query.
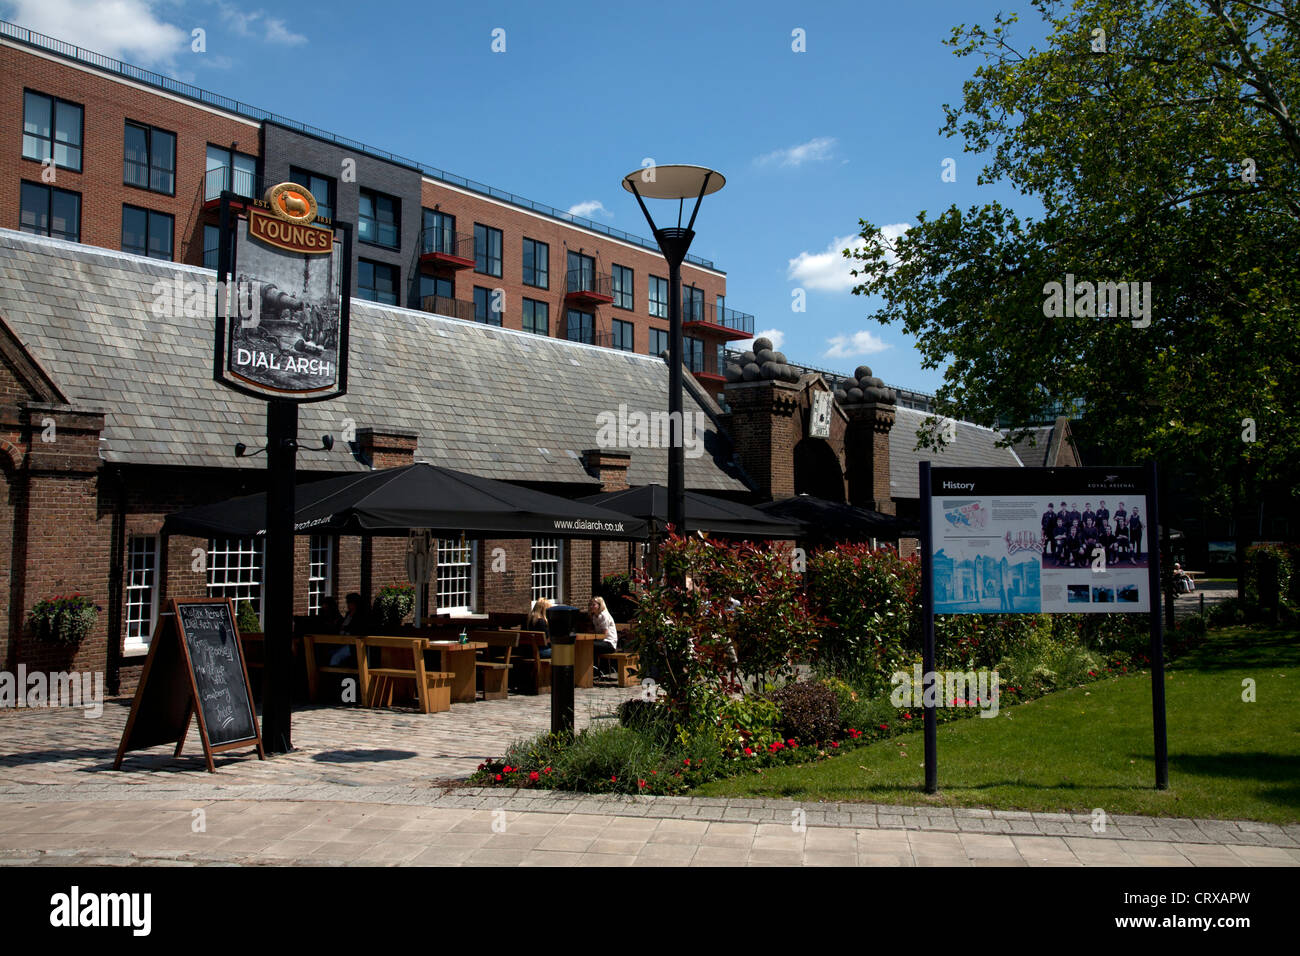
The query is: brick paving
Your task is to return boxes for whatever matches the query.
[2,679,1298,866]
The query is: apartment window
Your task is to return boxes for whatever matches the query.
[474,224,502,276]
[22,91,82,171]
[124,122,175,195]
[648,275,668,318]
[682,284,705,322]
[522,298,548,336]
[423,209,455,254]
[648,327,668,357]
[612,318,635,352]
[124,535,159,650]
[522,238,548,288]
[474,286,502,326]
[566,309,594,344]
[289,166,335,221]
[359,188,399,248]
[612,264,634,310]
[203,223,221,270]
[121,205,173,260]
[436,535,475,613]
[19,182,80,241]
[420,273,453,301]
[358,259,398,304]
[531,538,563,602]
[205,144,256,200]
[685,335,705,373]
[307,535,333,614]
[207,537,264,620]
[567,251,595,292]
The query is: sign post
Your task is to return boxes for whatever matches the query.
[213,182,351,754]
[920,464,1167,792]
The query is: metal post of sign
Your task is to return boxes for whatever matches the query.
[1144,460,1169,789]
[919,460,938,794]
[262,399,297,753]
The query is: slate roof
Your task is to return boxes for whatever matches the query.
[0,230,748,492]
[1010,426,1055,467]
[888,406,1024,499]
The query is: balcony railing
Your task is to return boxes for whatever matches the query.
[420,295,476,322]
[565,269,614,302]
[418,227,475,266]
[686,346,725,379]
[203,165,262,204]
[684,302,755,337]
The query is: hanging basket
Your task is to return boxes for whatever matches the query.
[29,595,100,645]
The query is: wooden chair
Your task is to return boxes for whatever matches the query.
[357,636,454,714]
[470,630,515,700]
[304,634,364,704]
[509,630,552,695]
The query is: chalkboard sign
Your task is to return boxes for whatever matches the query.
[115,598,263,773]
[176,601,259,746]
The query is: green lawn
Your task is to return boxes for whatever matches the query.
[694,626,1300,823]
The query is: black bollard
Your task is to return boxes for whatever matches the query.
[546,605,580,736]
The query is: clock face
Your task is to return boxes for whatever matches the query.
[810,391,832,438]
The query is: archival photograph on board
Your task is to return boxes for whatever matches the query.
[1039,498,1151,570]
[227,218,341,394]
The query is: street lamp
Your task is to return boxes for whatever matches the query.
[621,164,725,535]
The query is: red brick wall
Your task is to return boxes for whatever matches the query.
[0,41,259,264]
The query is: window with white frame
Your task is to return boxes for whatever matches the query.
[207,537,263,620]
[124,535,159,650]
[307,535,333,614]
[531,537,563,602]
[436,535,475,613]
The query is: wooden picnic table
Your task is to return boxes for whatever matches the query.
[572,634,601,689]
[425,640,487,703]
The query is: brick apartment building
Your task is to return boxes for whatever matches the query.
[0,20,754,397]
[0,21,1039,696]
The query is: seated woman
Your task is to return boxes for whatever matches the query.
[588,596,618,665]
[526,597,554,658]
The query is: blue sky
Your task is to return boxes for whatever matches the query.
[3,0,1048,394]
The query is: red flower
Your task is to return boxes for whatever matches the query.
[543,766,552,774]
[610,775,617,782]
[903,713,913,720]
[529,771,539,782]
[683,758,691,766]
[503,765,513,773]
[786,739,796,747]
[494,774,502,782]
[743,747,753,756]
[878,723,889,731]
[638,779,647,789]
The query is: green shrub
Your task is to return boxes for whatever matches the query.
[236,600,261,634]
[1246,545,1293,617]
[372,584,414,629]
[767,680,840,744]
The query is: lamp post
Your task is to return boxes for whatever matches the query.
[621,165,725,536]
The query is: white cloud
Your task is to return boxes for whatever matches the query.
[565,200,611,220]
[755,136,837,168]
[824,331,891,359]
[787,223,910,293]
[735,328,785,352]
[3,0,189,66]
[216,2,307,45]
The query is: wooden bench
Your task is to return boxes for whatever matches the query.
[303,633,364,704]
[356,636,454,714]
[597,652,640,687]
[469,630,516,700]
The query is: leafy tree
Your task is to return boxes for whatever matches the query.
[847,0,1300,596]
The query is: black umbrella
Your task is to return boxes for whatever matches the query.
[163,462,648,540]
[577,484,802,539]
[757,495,919,542]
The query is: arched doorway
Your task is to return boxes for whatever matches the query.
[793,438,845,502]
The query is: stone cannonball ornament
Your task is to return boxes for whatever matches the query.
[847,386,864,401]
[864,386,885,402]
[724,363,743,382]
[753,337,773,353]
[855,365,873,380]
[742,362,761,381]
[756,348,775,365]
[739,350,756,366]
[834,388,848,402]
[761,362,777,379]
[772,352,788,365]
